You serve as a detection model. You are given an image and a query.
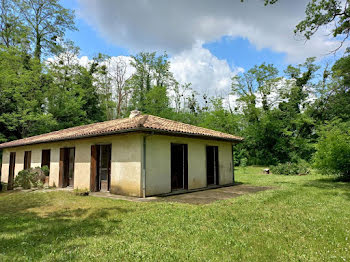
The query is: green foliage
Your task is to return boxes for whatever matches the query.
[295,0,349,43]
[0,46,57,142]
[73,189,90,196]
[0,182,7,191]
[14,167,45,189]
[270,161,310,176]
[15,0,77,60]
[46,50,105,129]
[129,52,174,112]
[313,121,350,179]
[0,0,29,49]
[41,165,50,176]
[143,85,172,118]
[199,98,240,135]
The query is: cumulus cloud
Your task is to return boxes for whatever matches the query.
[170,43,243,97]
[77,0,341,62]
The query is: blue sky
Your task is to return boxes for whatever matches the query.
[62,0,289,73]
[60,0,340,96]
[203,37,287,73]
[62,0,129,58]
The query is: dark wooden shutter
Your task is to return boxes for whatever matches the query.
[8,152,16,190]
[107,145,111,191]
[184,144,188,190]
[59,148,65,187]
[24,151,31,170]
[215,146,219,185]
[90,145,97,192]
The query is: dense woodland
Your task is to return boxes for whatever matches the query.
[0,0,349,178]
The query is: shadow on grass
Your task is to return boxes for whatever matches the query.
[302,177,350,200]
[0,193,130,260]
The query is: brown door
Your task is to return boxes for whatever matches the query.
[59,148,75,188]
[94,145,111,192]
[90,145,97,192]
[171,143,188,191]
[41,150,51,169]
[24,151,31,170]
[206,146,219,186]
[8,152,16,190]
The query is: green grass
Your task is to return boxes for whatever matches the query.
[1,167,350,261]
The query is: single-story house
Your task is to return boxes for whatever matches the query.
[0,111,243,197]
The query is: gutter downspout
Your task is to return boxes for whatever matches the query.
[142,132,154,198]
[142,136,146,198]
[232,143,235,183]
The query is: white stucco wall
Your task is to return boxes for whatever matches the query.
[0,133,143,196]
[110,134,142,197]
[145,135,234,196]
[1,150,10,183]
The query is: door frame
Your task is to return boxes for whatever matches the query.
[91,144,111,192]
[24,151,31,170]
[8,152,16,190]
[59,147,75,188]
[41,149,51,169]
[170,143,188,191]
[206,146,219,186]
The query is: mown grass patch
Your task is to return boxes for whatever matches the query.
[0,167,350,261]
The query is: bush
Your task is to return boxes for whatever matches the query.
[313,121,350,180]
[73,189,89,196]
[14,167,46,189]
[270,161,310,176]
[41,165,50,176]
[0,182,7,192]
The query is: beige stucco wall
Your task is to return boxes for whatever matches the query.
[110,135,142,197]
[0,133,143,196]
[1,149,10,183]
[1,132,235,197]
[145,135,234,196]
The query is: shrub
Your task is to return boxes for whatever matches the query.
[41,165,50,176]
[73,189,89,196]
[0,182,7,192]
[270,161,310,176]
[313,121,350,180]
[14,167,46,189]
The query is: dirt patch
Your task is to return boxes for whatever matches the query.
[153,185,273,205]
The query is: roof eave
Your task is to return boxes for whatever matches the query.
[0,127,243,149]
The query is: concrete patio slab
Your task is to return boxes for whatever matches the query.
[90,184,273,205]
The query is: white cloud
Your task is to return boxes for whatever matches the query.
[170,43,242,97]
[77,0,342,63]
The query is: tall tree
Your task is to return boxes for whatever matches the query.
[15,0,76,60]
[0,46,56,141]
[232,63,279,122]
[96,56,132,119]
[0,0,28,48]
[312,51,350,122]
[47,46,105,129]
[129,52,174,111]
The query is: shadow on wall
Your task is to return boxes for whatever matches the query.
[0,192,131,260]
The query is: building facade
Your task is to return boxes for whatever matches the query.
[0,113,243,197]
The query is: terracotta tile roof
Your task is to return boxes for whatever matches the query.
[0,114,243,149]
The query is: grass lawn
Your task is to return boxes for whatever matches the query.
[1,167,350,261]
